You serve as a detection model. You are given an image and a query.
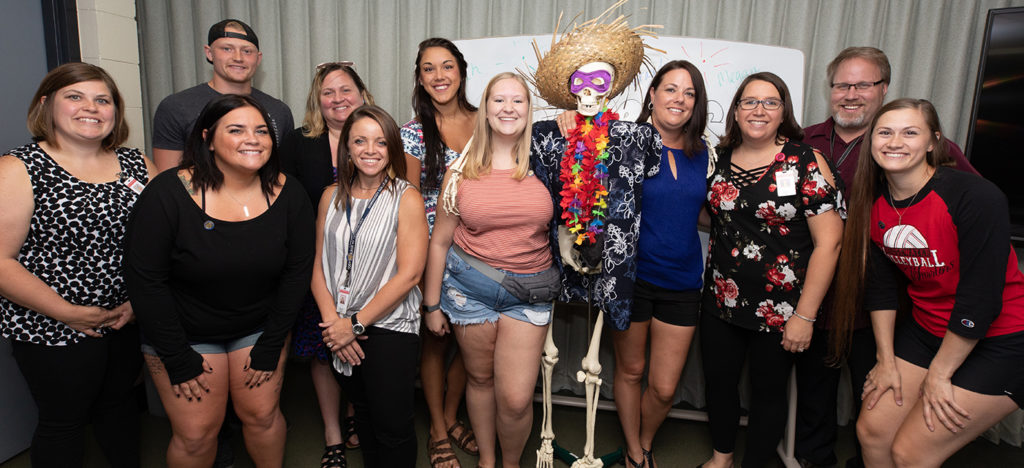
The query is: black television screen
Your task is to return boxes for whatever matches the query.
[965,7,1024,239]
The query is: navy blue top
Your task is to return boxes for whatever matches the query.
[637,145,708,291]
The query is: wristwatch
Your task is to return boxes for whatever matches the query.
[350,314,365,336]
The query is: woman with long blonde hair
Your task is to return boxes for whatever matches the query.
[422,72,556,468]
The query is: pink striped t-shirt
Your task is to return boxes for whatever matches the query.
[453,168,553,273]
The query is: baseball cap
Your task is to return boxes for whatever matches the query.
[207,19,259,50]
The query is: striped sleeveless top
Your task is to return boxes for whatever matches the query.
[321,178,421,337]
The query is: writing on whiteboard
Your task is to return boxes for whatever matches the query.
[455,35,804,136]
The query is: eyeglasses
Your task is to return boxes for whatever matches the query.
[830,79,884,92]
[738,98,783,111]
[316,61,355,71]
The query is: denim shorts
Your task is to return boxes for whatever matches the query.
[140,329,262,356]
[440,247,553,326]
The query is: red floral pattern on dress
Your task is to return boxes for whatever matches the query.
[702,141,843,332]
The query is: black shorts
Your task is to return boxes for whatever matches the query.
[629,278,700,327]
[895,319,1024,408]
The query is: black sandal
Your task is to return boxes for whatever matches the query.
[321,443,346,468]
[625,453,646,468]
[343,416,360,449]
[642,447,654,468]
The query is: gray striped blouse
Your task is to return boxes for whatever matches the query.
[322,179,421,373]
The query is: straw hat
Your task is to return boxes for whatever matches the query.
[526,0,661,110]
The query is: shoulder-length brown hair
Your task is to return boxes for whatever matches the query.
[301,63,374,138]
[181,94,282,197]
[635,60,708,158]
[27,62,129,150]
[829,98,952,361]
[334,105,407,210]
[719,71,803,150]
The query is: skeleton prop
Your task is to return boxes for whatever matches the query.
[525,2,662,466]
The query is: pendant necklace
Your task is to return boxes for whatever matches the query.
[226,186,260,218]
[888,168,932,226]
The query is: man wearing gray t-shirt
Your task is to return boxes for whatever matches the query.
[151,19,293,171]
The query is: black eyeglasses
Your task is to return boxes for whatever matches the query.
[830,79,884,92]
[738,98,783,111]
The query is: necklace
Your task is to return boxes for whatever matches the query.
[560,107,617,246]
[887,168,933,226]
[225,185,260,218]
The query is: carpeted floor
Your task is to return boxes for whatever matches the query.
[2,359,1021,467]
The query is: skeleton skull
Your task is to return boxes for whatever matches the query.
[570,62,614,116]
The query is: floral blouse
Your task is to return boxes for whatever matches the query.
[400,120,462,233]
[703,140,844,332]
[531,119,662,331]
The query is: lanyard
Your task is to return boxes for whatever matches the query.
[343,178,388,287]
[829,127,864,173]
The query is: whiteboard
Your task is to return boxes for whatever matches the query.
[455,35,805,136]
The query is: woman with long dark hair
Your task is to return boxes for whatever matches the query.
[554,60,713,467]
[0,62,155,468]
[400,37,479,468]
[610,60,711,468]
[126,94,314,468]
[831,98,1024,467]
[699,72,844,468]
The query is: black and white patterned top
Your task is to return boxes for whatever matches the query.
[0,143,149,345]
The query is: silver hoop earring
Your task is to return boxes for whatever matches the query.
[647,102,654,111]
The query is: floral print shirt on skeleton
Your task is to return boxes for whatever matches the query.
[703,140,844,332]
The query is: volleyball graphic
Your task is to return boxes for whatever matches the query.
[883,225,928,249]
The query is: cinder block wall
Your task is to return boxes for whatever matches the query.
[78,0,145,151]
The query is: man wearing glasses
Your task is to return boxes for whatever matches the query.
[151,19,294,171]
[796,47,976,468]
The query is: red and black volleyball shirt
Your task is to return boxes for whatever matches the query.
[865,167,1024,339]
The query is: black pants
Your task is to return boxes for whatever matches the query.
[794,326,876,466]
[333,327,419,468]
[701,313,794,468]
[11,325,142,468]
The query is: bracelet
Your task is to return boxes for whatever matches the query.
[423,302,441,313]
[793,312,816,323]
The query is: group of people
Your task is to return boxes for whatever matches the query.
[1,16,1021,468]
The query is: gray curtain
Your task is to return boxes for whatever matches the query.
[137,0,1024,151]
[136,0,1024,444]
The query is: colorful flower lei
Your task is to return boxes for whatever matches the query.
[560,108,618,245]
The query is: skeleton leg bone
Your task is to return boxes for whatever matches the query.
[536,313,559,468]
[570,311,605,468]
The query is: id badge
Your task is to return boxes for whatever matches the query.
[337,287,351,316]
[124,177,146,194]
[775,169,797,197]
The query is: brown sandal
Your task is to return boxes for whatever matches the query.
[428,437,460,468]
[447,420,479,456]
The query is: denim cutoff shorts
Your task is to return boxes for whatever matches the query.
[141,329,262,355]
[440,247,553,326]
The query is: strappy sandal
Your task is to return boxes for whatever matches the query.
[625,453,646,468]
[343,416,360,449]
[642,447,654,468]
[320,443,346,468]
[428,437,460,468]
[446,420,479,456]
